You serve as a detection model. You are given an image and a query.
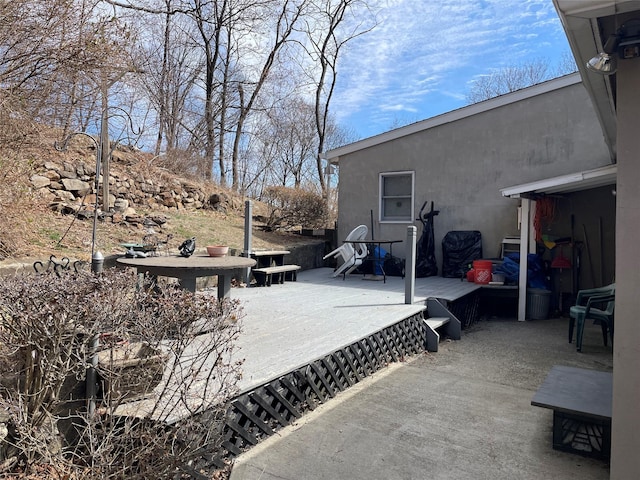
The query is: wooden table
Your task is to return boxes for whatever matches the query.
[250,250,290,268]
[117,254,256,299]
[531,365,612,459]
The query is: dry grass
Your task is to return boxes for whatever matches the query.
[0,124,319,263]
[15,200,316,261]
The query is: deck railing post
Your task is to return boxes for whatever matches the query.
[243,200,253,284]
[405,226,417,304]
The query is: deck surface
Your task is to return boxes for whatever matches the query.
[231,268,480,393]
[116,268,480,422]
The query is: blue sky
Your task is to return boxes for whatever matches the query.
[332,0,572,140]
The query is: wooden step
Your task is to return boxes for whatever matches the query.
[423,316,451,353]
[425,317,450,330]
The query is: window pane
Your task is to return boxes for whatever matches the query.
[380,171,413,222]
[383,197,411,219]
[383,175,411,196]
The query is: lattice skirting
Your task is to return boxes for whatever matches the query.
[446,291,480,329]
[209,311,427,468]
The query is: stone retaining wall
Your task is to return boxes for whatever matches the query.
[29,152,230,220]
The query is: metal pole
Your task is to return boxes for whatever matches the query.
[91,135,102,266]
[86,334,99,418]
[405,226,417,304]
[243,200,253,284]
[100,80,110,212]
[54,132,102,269]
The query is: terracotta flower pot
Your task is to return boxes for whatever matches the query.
[206,245,229,257]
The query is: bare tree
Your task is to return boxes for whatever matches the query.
[138,2,201,154]
[0,0,373,198]
[465,54,577,104]
[227,0,308,190]
[299,0,376,197]
[263,98,317,187]
[0,0,142,132]
[554,50,578,78]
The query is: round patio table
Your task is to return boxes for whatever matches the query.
[117,254,256,299]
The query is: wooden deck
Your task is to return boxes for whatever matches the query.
[232,268,481,393]
[115,268,480,423]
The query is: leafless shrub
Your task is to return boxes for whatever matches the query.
[263,186,329,230]
[0,268,243,478]
[0,94,41,259]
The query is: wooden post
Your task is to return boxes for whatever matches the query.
[405,226,417,304]
[517,198,531,321]
[243,200,253,284]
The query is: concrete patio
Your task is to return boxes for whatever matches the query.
[229,274,613,480]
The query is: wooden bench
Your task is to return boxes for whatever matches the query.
[252,264,301,287]
[531,365,612,460]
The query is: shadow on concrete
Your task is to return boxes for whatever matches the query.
[230,316,612,480]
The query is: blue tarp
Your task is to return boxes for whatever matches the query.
[372,246,387,275]
[495,253,549,289]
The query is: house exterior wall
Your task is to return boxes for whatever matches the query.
[610,56,640,479]
[336,80,611,271]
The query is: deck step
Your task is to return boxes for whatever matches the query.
[425,317,450,330]
[425,297,462,352]
[423,316,451,352]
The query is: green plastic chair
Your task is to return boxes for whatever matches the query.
[569,284,615,352]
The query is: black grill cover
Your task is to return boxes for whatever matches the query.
[442,231,483,278]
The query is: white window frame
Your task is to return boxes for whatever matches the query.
[379,171,415,223]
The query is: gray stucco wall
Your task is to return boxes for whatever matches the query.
[336,80,611,272]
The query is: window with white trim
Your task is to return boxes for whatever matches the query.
[379,171,414,222]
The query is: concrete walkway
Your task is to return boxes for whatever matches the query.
[230,316,612,480]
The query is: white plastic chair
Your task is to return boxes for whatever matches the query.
[323,225,368,277]
[323,243,355,265]
[346,225,368,242]
[333,239,368,278]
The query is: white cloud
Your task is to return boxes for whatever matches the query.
[332,0,570,138]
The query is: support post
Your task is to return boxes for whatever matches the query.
[517,198,531,321]
[243,200,253,284]
[405,226,417,304]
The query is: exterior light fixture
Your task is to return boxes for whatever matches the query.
[587,19,640,75]
[587,34,620,75]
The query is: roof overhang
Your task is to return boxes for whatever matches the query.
[500,164,617,198]
[553,0,640,162]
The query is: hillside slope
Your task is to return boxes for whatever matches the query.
[0,127,317,265]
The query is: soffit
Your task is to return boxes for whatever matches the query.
[500,164,617,198]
